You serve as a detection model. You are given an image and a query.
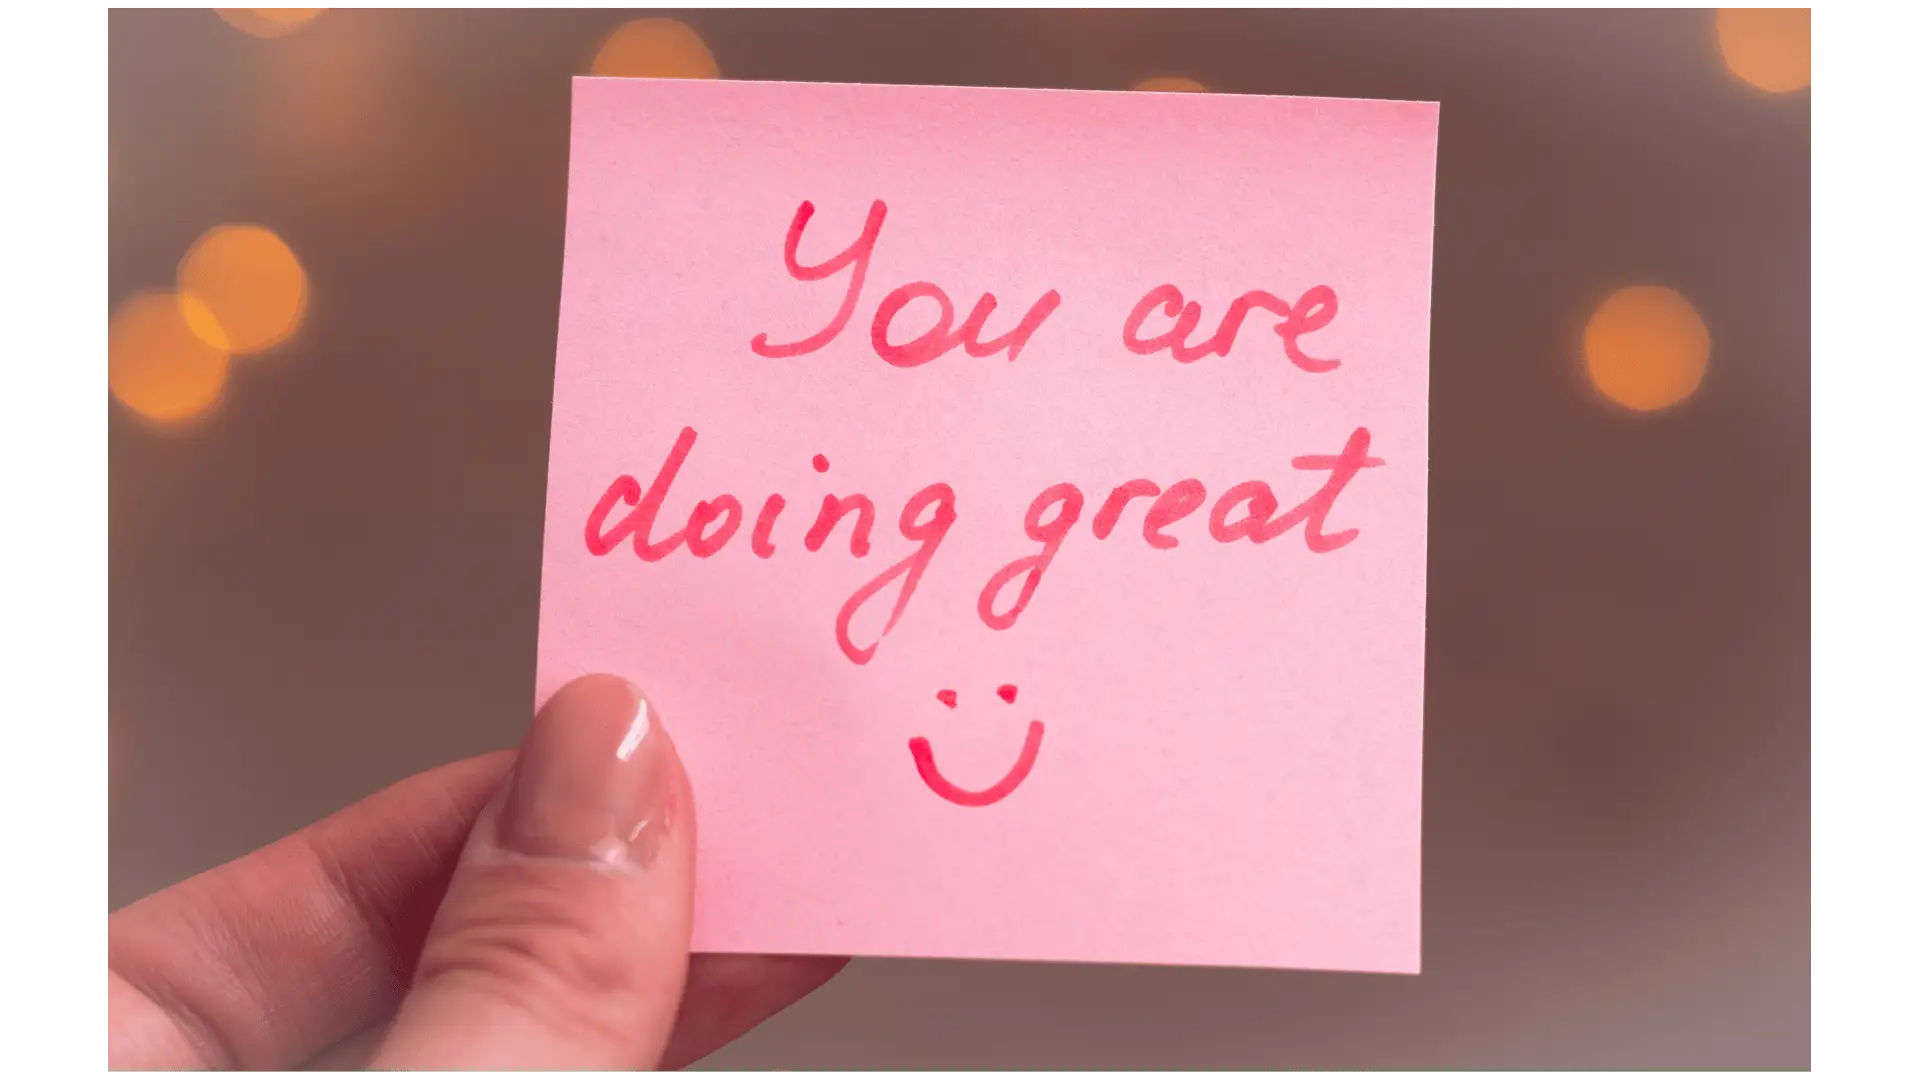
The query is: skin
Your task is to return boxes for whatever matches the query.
[108,675,847,1070]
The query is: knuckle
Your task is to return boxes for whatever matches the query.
[414,861,653,1040]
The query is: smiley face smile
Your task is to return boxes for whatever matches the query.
[909,684,1046,807]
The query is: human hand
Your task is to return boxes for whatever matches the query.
[108,674,847,1070]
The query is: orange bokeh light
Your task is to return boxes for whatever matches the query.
[1583,286,1711,413]
[1133,75,1208,93]
[178,224,309,354]
[109,291,232,423]
[1716,8,1811,93]
[216,9,325,39]
[590,18,719,79]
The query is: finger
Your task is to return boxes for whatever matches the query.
[108,751,512,1070]
[661,954,850,1069]
[305,954,852,1069]
[368,675,697,1070]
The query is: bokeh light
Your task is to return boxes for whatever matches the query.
[254,13,418,207]
[109,291,232,423]
[1134,75,1208,93]
[1716,8,1811,93]
[216,9,325,39]
[1582,286,1711,413]
[177,224,309,354]
[590,18,719,79]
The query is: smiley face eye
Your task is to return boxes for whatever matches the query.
[937,686,1016,707]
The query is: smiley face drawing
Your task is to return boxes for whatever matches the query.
[908,683,1045,807]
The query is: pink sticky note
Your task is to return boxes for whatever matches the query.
[538,79,1436,973]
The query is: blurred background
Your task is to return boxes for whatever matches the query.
[108,8,1810,1069]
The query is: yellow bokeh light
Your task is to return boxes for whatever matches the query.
[109,291,232,424]
[1133,76,1208,93]
[590,18,719,79]
[177,224,309,354]
[1716,8,1811,93]
[1583,286,1711,413]
[217,9,325,39]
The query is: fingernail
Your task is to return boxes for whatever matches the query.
[499,674,681,872]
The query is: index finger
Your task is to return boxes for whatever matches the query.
[109,751,512,1070]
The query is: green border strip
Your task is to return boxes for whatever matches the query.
[37,0,1881,1068]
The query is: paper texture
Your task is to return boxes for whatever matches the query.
[537,78,1437,971]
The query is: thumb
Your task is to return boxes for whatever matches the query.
[369,674,696,1070]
